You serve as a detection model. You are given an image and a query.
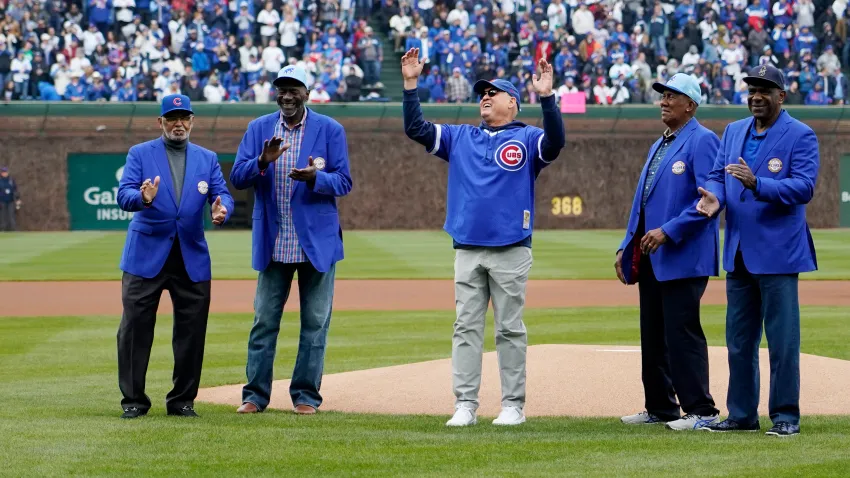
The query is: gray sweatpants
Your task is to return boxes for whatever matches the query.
[452,246,532,410]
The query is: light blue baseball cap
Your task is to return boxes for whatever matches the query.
[274,65,308,88]
[652,73,702,105]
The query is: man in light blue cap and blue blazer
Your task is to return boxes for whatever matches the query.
[616,73,723,431]
[230,64,353,415]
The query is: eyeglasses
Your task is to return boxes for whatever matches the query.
[481,89,502,98]
[162,115,193,125]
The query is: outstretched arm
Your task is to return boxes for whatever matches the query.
[401,47,450,161]
[532,58,566,164]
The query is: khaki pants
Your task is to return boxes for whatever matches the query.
[452,246,532,410]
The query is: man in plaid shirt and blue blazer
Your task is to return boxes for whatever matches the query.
[230,65,353,415]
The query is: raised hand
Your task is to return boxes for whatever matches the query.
[140,176,160,203]
[532,57,554,96]
[211,196,227,225]
[289,155,317,182]
[260,136,292,166]
[401,47,425,87]
[696,187,720,217]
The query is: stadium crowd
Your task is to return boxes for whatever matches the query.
[0,0,849,105]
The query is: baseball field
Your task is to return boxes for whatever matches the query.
[2,229,850,476]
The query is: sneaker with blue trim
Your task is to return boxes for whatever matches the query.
[665,413,719,430]
[621,411,667,424]
[765,422,800,437]
[699,418,760,432]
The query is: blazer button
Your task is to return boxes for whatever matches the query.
[169,236,174,240]
[176,216,180,220]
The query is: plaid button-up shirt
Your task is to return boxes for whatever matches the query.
[640,120,689,208]
[272,109,308,263]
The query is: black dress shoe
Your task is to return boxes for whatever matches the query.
[121,407,148,419]
[765,422,800,437]
[167,405,199,417]
[698,418,760,432]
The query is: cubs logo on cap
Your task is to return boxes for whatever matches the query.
[161,94,193,116]
[494,140,527,172]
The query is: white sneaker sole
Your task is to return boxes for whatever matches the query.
[493,416,526,426]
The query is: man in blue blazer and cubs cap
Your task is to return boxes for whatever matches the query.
[696,64,818,437]
[616,73,722,431]
[230,64,353,415]
[401,48,566,427]
[116,94,234,419]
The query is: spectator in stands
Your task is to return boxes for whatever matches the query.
[446,66,468,102]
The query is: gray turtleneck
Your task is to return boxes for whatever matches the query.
[163,136,187,206]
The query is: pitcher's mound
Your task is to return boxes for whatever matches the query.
[197,344,850,417]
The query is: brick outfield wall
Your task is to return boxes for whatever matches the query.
[0,118,840,231]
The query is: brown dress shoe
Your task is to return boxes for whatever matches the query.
[293,404,317,415]
[237,402,260,414]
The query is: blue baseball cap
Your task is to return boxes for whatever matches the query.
[160,94,193,116]
[652,73,702,105]
[742,64,786,90]
[274,64,308,88]
[473,78,522,111]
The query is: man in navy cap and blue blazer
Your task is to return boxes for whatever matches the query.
[116,94,235,419]
[616,73,722,431]
[696,64,819,437]
[230,64,353,416]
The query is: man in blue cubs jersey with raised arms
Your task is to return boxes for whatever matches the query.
[401,47,566,427]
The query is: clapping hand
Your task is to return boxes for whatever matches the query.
[289,156,317,182]
[696,187,720,217]
[141,176,160,203]
[211,196,227,225]
[725,157,757,190]
[260,136,292,166]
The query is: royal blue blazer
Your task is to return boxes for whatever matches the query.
[705,109,819,274]
[230,109,353,273]
[117,138,235,283]
[619,118,721,283]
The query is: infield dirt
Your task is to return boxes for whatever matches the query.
[2,279,849,317]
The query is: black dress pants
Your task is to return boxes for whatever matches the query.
[117,240,211,411]
[636,215,718,419]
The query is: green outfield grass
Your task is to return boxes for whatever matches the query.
[1,306,849,476]
[1,229,849,281]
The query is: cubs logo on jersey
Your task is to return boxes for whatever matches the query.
[494,140,528,172]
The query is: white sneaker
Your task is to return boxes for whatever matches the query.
[446,406,477,427]
[621,411,666,424]
[666,413,719,431]
[492,406,526,426]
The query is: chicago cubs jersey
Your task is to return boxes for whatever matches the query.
[403,90,566,247]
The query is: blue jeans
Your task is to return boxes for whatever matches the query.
[241,260,336,410]
[725,252,801,426]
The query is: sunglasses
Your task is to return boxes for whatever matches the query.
[481,89,503,98]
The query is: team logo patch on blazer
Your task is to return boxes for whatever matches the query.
[768,158,783,173]
[197,181,208,194]
[313,157,326,170]
[671,160,686,175]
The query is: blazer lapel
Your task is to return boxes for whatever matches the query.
[645,119,697,200]
[750,110,790,173]
[179,144,201,210]
[151,139,177,208]
[298,108,320,169]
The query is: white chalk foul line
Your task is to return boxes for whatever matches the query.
[594,349,641,353]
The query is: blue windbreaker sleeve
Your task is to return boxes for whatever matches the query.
[402,88,451,162]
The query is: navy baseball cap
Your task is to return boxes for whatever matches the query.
[0,166,7,172]
[473,78,522,111]
[743,64,786,90]
[652,73,702,105]
[161,94,193,116]
[274,64,308,88]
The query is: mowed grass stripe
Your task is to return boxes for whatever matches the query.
[0,229,849,281]
[0,307,848,476]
